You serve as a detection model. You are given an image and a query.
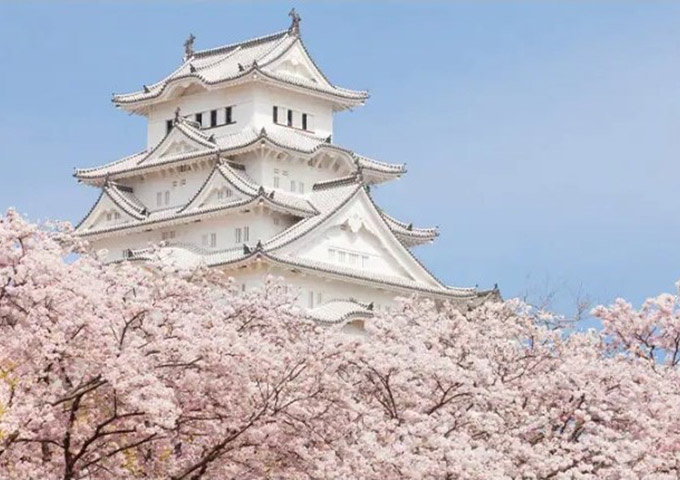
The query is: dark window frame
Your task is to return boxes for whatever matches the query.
[210,110,218,127]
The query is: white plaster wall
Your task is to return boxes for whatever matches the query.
[146,84,255,147]
[145,82,335,148]
[252,84,334,138]
[118,164,214,213]
[89,209,297,262]
[223,265,401,313]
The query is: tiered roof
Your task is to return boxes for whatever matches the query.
[74,13,498,311]
[99,176,492,301]
[113,22,368,114]
[74,118,404,185]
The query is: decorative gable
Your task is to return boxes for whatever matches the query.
[181,165,254,213]
[160,140,198,158]
[278,189,443,287]
[265,41,332,88]
[76,191,138,233]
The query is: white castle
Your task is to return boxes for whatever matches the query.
[74,12,496,326]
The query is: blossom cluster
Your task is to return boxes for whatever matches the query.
[1,210,678,479]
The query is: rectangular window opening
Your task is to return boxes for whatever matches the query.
[287,109,293,127]
[210,110,217,127]
[226,106,233,124]
[302,113,308,131]
[273,106,278,124]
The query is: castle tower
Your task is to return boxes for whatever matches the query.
[74,13,495,325]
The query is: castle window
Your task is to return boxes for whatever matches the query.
[210,233,217,248]
[225,106,233,124]
[316,292,323,305]
[272,106,278,124]
[287,109,293,127]
[273,175,280,188]
[166,119,173,134]
[362,255,369,268]
[210,110,217,127]
[157,191,170,207]
[290,180,296,192]
[106,212,112,221]
[234,228,242,243]
[195,112,203,126]
[161,230,176,241]
[308,290,315,308]
[217,188,232,201]
[302,113,308,131]
[243,226,250,242]
[299,182,305,194]
[179,165,190,173]
[338,251,346,264]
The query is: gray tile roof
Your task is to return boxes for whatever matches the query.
[75,125,405,182]
[113,29,368,109]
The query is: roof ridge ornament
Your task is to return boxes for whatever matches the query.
[288,8,301,36]
[184,33,196,60]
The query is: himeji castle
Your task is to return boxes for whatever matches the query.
[74,11,497,325]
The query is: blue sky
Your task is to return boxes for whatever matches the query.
[0,2,678,318]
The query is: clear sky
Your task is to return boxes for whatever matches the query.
[1,2,678,320]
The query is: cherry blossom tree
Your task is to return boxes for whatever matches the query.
[2,209,680,479]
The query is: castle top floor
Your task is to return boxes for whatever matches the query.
[112,11,369,148]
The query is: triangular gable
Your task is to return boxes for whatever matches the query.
[181,163,257,213]
[263,39,334,89]
[75,189,140,233]
[270,187,444,288]
[137,120,216,167]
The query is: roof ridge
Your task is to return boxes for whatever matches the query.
[193,29,290,58]
[312,174,360,191]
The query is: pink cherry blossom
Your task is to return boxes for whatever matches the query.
[1,210,679,479]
